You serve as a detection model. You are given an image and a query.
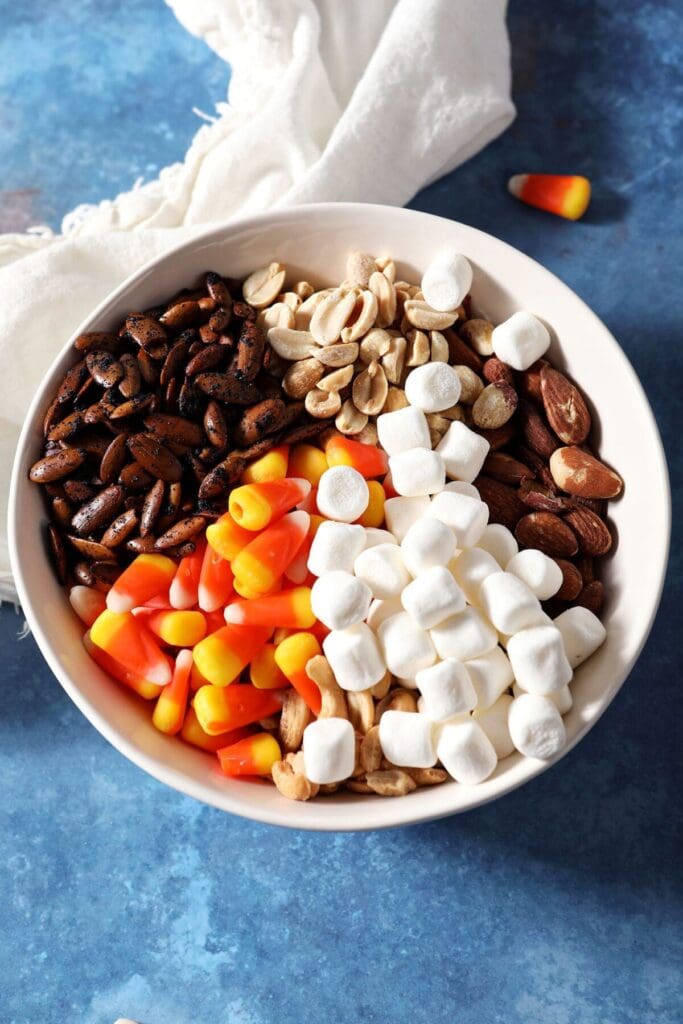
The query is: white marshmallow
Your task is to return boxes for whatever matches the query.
[416,660,477,721]
[444,480,480,499]
[307,521,366,576]
[363,527,398,548]
[465,646,514,710]
[421,249,473,312]
[401,517,457,576]
[404,362,462,413]
[508,693,566,759]
[428,490,489,548]
[479,571,546,634]
[366,597,403,631]
[303,717,355,784]
[401,566,466,629]
[506,625,573,695]
[477,523,518,567]
[554,606,607,668]
[354,543,411,599]
[436,420,490,482]
[513,681,573,714]
[507,549,563,600]
[389,448,445,497]
[376,406,431,456]
[450,547,500,605]
[316,465,369,523]
[436,720,497,784]
[379,710,437,768]
[323,622,386,691]
[378,612,437,678]
[384,495,431,542]
[491,310,550,371]
[473,695,515,759]
[310,571,372,631]
[431,607,498,661]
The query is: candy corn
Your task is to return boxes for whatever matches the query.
[231,510,309,595]
[198,543,234,613]
[83,631,164,700]
[249,643,289,689]
[106,553,177,613]
[169,539,205,610]
[507,173,591,221]
[190,660,212,692]
[217,733,282,777]
[241,444,289,483]
[193,623,271,687]
[145,609,208,647]
[228,478,311,531]
[233,577,282,601]
[69,585,106,627]
[152,649,192,734]
[273,631,322,714]
[357,479,386,528]
[90,609,172,686]
[180,706,252,752]
[225,587,315,629]
[194,683,284,735]
[205,513,253,563]
[324,435,388,478]
[284,513,323,585]
[288,444,328,486]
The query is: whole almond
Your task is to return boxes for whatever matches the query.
[540,366,591,445]
[564,506,613,555]
[482,452,534,486]
[553,559,583,601]
[515,512,579,557]
[549,446,623,499]
[518,399,559,459]
[517,358,548,403]
[575,580,605,614]
[473,420,517,451]
[483,357,514,386]
[475,476,527,531]
[472,381,518,430]
[443,328,484,372]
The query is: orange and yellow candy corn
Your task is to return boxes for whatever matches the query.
[288,443,328,486]
[357,479,386,528]
[325,435,388,478]
[241,444,289,484]
[90,609,172,686]
[273,631,322,714]
[233,577,282,601]
[228,477,311,531]
[250,643,289,689]
[198,543,234,613]
[106,553,177,614]
[225,586,315,629]
[193,623,271,687]
[180,706,252,752]
[169,539,205,610]
[217,733,281,777]
[205,512,253,563]
[285,513,323,585]
[145,609,208,647]
[152,648,192,734]
[83,631,164,700]
[508,173,591,221]
[69,585,106,627]
[231,510,309,595]
[194,683,285,735]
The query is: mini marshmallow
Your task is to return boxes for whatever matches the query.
[323,622,386,691]
[450,547,500,606]
[436,420,490,482]
[429,490,489,548]
[376,406,431,456]
[308,521,366,576]
[416,660,477,721]
[366,597,403,631]
[479,572,546,634]
[379,710,437,768]
[436,719,497,784]
[404,362,462,413]
[507,693,566,759]
[444,480,480,499]
[554,606,607,668]
[384,495,431,541]
[389,448,445,497]
[491,310,550,371]
[421,249,473,312]
[465,646,514,710]
[303,717,355,783]
[310,571,372,631]
[378,611,437,679]
[473,695,515,759]
[513,681,573,714]
[316,465,369,523]
[363,527,398,548]
[477,523,518,567]
[507,549,563,600]
[401,517,457,576]
[506,625,573,695]
[401,566,466,629]
[431,607,498,661]
[354,543,411,599]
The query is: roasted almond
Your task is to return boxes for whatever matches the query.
[67,535,117,561]
[518,399,559,459]
[564,506,613,556]
[482,452,534,486]
[127,433,183,483]
[475,476,526,531]
[549,446,623,499]
[553,559,583,601]
[74,331,120,354]
[444,328,483,372]
[516,358,548,403]
[109,393,155,420]
[575,580,605,614]
[540,365,591,445]
[482,356,514,386]
[515,512,579,557]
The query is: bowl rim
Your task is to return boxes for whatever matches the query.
[8,202,671,831]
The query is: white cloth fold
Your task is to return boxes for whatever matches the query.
[0,0,514,600]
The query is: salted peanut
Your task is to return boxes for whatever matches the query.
[267,326,316,360]
[370,670,392,699]
[430,331,450,362]
[242,261,286,308]
[369,271,397,328]
[383,386,409,413]
[360,725,382,772]
[278,291,302,311]
[306,655,348,718]
[453,365,484,404]
[472,381,518,429]
[356,421,379,446]
[352,360,389,415]
[347,690,375,734]
[282,357,324,398]
[459,318,494,355]
[272,752,319,801]
[366,769,417,797]
[346,778,373,793]
[375,687,417,723]
[294,280,314,299]
[405,767,448,786]
[295,288,332,330]
[336,399,368,435]
[318,365,354,392]
[404,298,458,331]
[359,327,392,364]
[426,414,451,447]
[310,288,358,345]
[346,250,377,287]
[279,691,313,752]
[341,290,378,343]
[405,329,430,366]
[259,302,295,331]
[305,387,342,418]
[376,256,396,283]
[441,404,466,421]
[315,341,359,368]
[382,335,407,384]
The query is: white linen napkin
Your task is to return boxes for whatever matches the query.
[0,0,514,601]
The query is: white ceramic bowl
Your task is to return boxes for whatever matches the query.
[9,204,670,831]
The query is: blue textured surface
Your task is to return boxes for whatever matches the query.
[1,2,681,1023]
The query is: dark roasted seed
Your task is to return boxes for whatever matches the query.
[204,401,229,448]
[63,479,97,503]
[73,560,96,586]
[137,348,158,385]
[119,462,154,491]
[109,393,155,420]
[160,338,189,388]
[86,351,123,388]
[205,272,233,307]
[118,353,142,398]
[101,508,139,547]
[127,433,183,482]
[143,412,203,448]
[186,344,224,376]
[100,434,129,485]
[51,496,73,528]
[125,314,167,350]
[159,299,200,329]
[155,515,206,549]
[30,447,87,483]
[67,535,116,561]
[47,408,86,442]
[126,535,158,554]
[71,484,124,535]
[140,479,165,537]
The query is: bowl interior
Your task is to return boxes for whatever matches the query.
[9,204,670,830]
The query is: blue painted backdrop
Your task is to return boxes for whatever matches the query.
[1,2,681,1022]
